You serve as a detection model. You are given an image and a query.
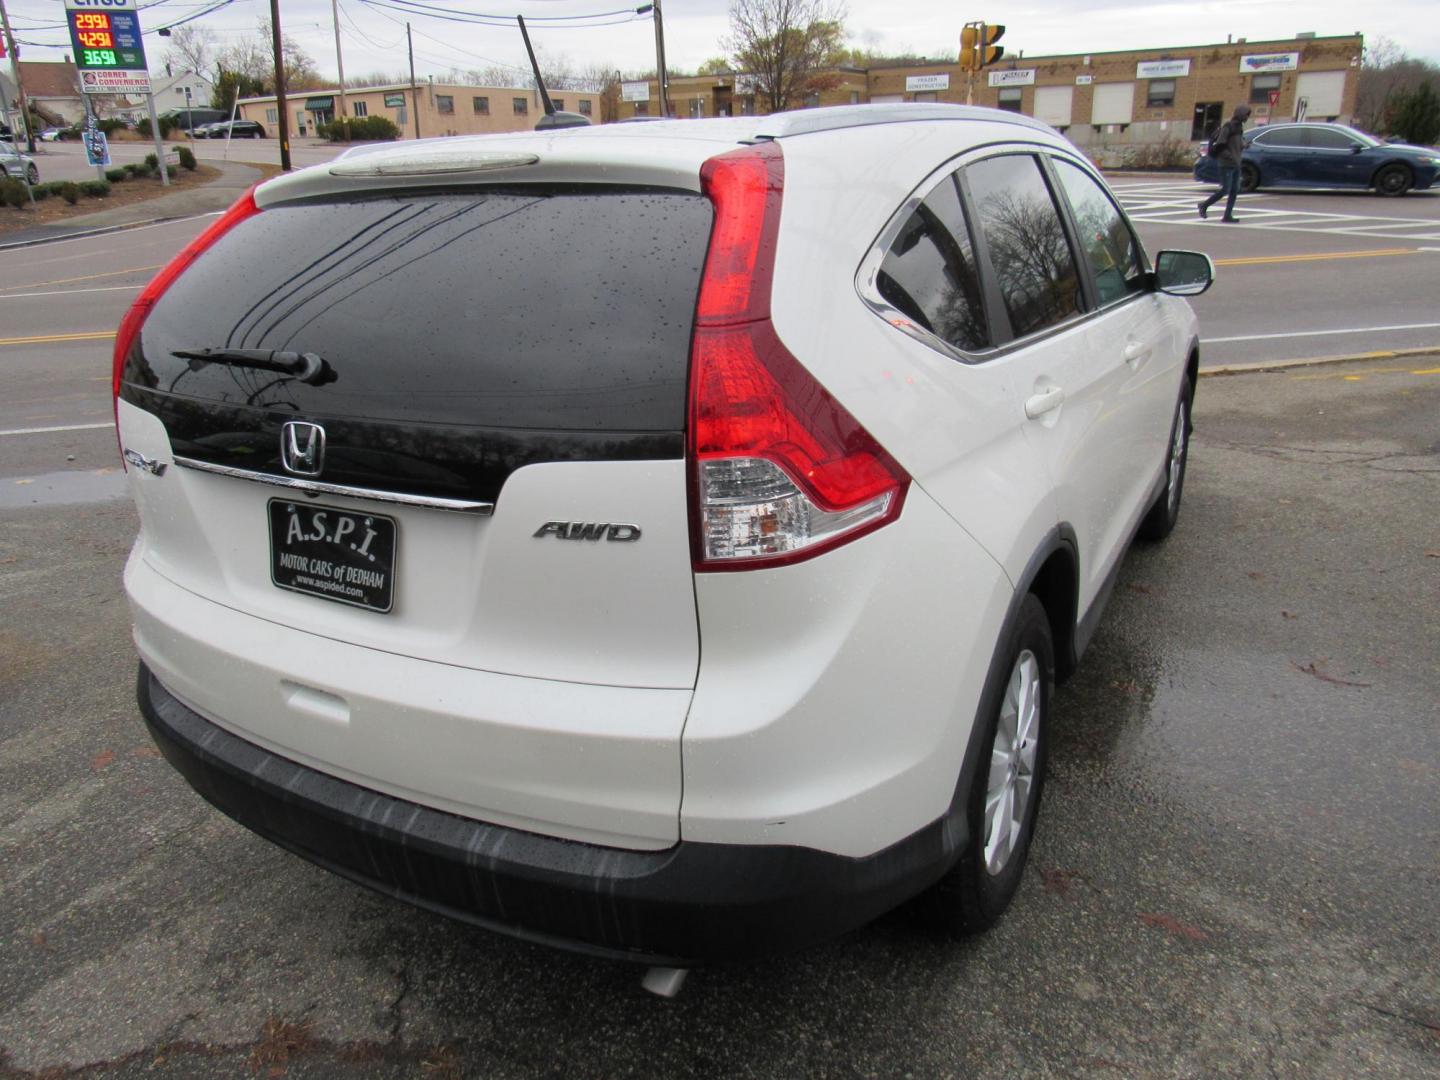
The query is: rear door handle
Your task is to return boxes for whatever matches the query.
[1024,386,1066,419]
[1123,340,1150,366]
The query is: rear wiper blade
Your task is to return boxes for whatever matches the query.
[172,348,333,385]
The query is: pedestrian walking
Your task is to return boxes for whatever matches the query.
[1198,104,1251,222]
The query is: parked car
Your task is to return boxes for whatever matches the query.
[209,119,266,139]
[189,122,221,139]
[38,127,68,142]
[1,140,39,185]
[161,107,228,135]
[115,105,1212,967]
[1195,121,1440,196]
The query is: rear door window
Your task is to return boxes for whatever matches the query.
[1051,159,1147,307]
[875,174,991,353]
[133,189,713,432]
[962,154,1082,339]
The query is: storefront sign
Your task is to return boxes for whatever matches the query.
[1075,75,1093,85]
[78,68,150,94]
[304,97,335,111]
[384,93,405,107]
[988,69,1036,87]
[621,81,650,102]
[1137,59,1191,79]
[906,73,950,92]
[1240,52,1299,73]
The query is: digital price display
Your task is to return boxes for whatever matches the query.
[67,8,147,71]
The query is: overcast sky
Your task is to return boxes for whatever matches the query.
[7,0,1437,84]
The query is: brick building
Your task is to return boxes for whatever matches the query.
[619,33,1363,165]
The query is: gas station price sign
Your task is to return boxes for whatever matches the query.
[67,7,146,71]
[64,0,151,94]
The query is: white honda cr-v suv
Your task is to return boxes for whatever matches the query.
[117,105,1212,965]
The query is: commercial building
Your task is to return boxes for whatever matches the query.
[237,82,602,139]
[619,33,1363,165]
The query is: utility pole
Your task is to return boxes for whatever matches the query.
[651,0,669,117]
[269,0,291,170]
[406,22,420,139]
[330,0,347,122]
[0,0,35,152]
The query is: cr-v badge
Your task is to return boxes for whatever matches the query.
[534,522,642,542]
[280,421,326,477]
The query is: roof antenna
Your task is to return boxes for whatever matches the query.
[516,15,590,130]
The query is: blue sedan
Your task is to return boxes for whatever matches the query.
[1194,122,1440,196]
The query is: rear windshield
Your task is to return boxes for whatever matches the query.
[132,188,712,432]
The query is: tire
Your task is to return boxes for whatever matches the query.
[925,593,1053,937]
[1239,162,1260,192]
[27,163,40,185]
[1138,376,1193,542]
[1373,163,1413,197]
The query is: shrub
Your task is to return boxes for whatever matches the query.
[1,178,26,209]
[135,116,178,138]
[177,145,197,171]
[124,162,147,177]
[97,118,127,135]
[165,164,178,180]
[319,115,401,142]
[144,152,159,170]
[60,181,81,205]
[80,179,111,198]
[29,182,50,201]
[105,167,127,183]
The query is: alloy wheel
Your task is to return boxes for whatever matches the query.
[1168,400,1188,514]
[984,650,1040,876]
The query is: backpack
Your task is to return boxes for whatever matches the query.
[1206,122,1229,156]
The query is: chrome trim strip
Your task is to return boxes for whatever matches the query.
[172,456,494,515]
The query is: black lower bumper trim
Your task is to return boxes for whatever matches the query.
[137,664,965,963]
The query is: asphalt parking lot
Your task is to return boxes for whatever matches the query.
[1,358,1436,1078]
[2,159,1439,1076]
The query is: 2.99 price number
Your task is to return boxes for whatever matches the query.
[73,12,112,29]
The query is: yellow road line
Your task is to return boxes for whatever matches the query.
[1413,367,1440,375]
[0,330,116,346]
[0,264,162,292]
[1214,248,1417,267]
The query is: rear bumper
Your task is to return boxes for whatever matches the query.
[139,664,965,963]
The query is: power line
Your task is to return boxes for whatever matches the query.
[353,0,648,30]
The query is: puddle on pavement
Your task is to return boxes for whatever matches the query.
[1,469,127,509]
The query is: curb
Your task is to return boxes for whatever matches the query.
[1200,346,1440,377]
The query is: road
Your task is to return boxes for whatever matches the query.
[1114,177,1440,366]
[1,162,1438,1076]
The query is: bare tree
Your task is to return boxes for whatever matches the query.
[1354,36,1440,134]
[164,25,217,79]
[723,0,847,113]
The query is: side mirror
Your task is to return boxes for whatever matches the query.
[1154,250,1215,297]
[1350,143,1365,154]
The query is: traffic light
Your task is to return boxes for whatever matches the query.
[979,23,1005,69]
[959,24,979,72]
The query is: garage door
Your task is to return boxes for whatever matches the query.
[1034,86,1073,127]
[1295,71,1346,119]
[1091,82,1135,125]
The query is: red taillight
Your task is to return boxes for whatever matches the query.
[688,144,909,571]
[112,185,262,456]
